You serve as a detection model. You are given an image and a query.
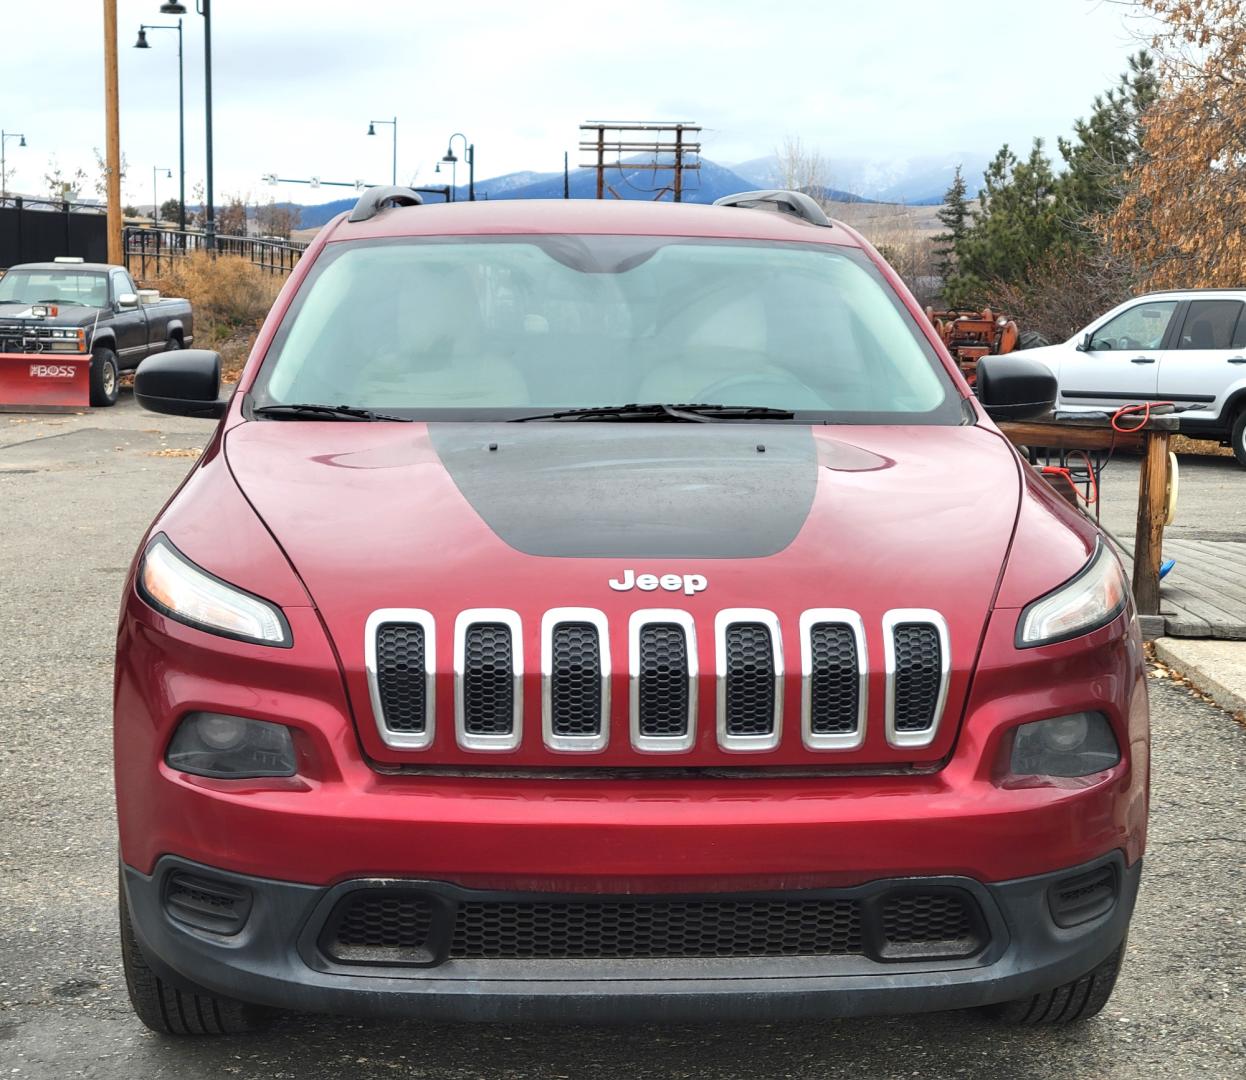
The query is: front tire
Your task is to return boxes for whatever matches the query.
[90,346,119,407]
[1231,410,1246,468]
[119,874,271,1035]
[982,943,1125,1025]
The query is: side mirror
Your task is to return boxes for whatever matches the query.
[976,355,1057,421]
[116,292,139,309]
[134,349,228,418]
[1076,332,1093,353]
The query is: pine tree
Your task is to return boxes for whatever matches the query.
[933,165,969,286]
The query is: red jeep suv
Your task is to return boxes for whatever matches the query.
[115,189,1147,1034]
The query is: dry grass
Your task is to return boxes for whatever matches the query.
[1171,435,1236,458]
[144,253,280,384]
[149,252,281,336]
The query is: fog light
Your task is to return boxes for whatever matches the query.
[1010,712,1119,778]
[166,712,296,778]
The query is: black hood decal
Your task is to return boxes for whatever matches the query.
[428,423,818,559]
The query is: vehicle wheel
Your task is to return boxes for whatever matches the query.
[1231,410,1246,468]
[982,943,1124,1025]
[1017,329,1051,350]
[165,335,181,352]
[119,873,271,1035]
[90,346,119,407]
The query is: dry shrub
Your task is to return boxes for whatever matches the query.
[986,247,1137,344]
[149,252,281,348]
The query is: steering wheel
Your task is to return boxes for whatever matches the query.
[690,371,827,407]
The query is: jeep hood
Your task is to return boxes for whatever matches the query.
[225,420,1022,766]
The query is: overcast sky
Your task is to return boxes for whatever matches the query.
[1,0,1150,207]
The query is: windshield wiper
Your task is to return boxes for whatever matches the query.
[251,403,413,422]
[510,402,796,423]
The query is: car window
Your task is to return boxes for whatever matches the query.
[0,270,108,308]
[1176,299,1243,350]
[110,270,135,302]
[1090,301,1178,351]
[252,235,962,424]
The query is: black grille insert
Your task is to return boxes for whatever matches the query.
[451,897,863,959]
[550,622,603,738]
[1049,864,1117,928]
[808,622,860,736]
[324,891,437,964]
[462,622,514,736]
[878,891,981,959]
[637,623,690,738]
[892,623,943,733]
[375,622,427,733]
[723,622,776,737]
[320,885,990,967]
[163,871,253,936]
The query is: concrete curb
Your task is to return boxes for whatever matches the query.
[1153,636,1246,718]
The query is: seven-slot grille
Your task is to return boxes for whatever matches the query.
[367,608,949,752]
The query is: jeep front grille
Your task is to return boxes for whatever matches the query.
[716,609,783,750]
[455,609,523,750]
[367,607,950,754]
[884,611,949,749]
[629,611,697,752]
[366,609,436,749]
[542,608,610,751]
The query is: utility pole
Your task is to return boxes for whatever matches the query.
[103,0,123,264]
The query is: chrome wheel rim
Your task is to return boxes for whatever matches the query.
[103,361,116,397]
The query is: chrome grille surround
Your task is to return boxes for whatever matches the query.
[715,609,783,752]
[628,609,698,753]
[798,609,868,750]
[365,608,436,750]
[541,608,611,753]
[454,609,524,752]
[882,609,950,749]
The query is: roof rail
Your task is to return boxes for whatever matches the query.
[348,185,424,223]
[713,189,830,228]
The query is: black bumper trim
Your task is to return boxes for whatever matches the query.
[121,852,1141,1023]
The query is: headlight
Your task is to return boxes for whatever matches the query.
[166,712,297,778]
[137,534,291,647]
[1009,712,1120,777]
[1016,540,1128,647]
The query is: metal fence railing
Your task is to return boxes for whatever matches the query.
[123,225,307,280]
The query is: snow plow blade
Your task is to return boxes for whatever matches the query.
[0,352,91,412]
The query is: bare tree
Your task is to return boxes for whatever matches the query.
[92,146,127,201]
[43,157,88,201]
[775,136,832,204]
[255,198,300,239]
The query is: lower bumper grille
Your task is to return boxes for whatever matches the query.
[319,884,988,968]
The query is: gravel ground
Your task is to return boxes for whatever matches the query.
[1,394,1243,1079]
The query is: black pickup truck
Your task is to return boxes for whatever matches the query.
[0,258,193,405]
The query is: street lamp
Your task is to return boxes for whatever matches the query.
[443,133,475,202]
[0,130,26,202]
[135,18,186,230]
[153,167,172,222]
[367,117,397,186]
[157,2,214,248]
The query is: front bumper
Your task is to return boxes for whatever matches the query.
[123,851,1140,1023]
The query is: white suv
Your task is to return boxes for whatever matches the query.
[1009,290,1246,465]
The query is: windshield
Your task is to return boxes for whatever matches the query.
[0,270,108,308]
[252,235,960,423]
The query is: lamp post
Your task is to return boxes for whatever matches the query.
[443,133,474,201]
[157,1,213,248]
[0,130,26,203]
[135,18,185,230]
[152,166,171,222]
[366,117,397,186]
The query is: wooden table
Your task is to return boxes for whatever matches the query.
[997,414,1179,616]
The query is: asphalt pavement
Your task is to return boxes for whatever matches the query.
[1,393,1243,1079]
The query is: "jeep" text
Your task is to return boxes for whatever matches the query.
[608,569,707,596]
